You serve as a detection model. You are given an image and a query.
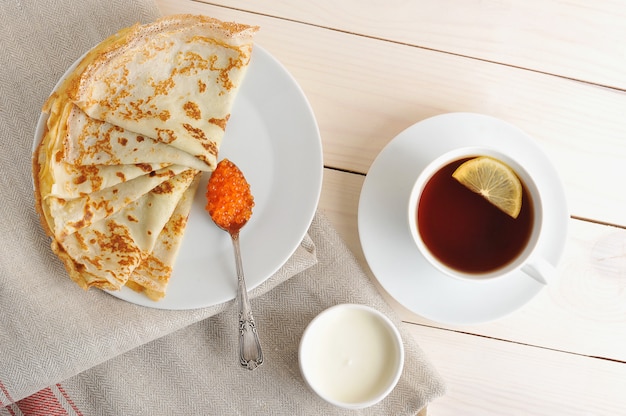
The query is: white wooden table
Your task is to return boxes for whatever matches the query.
[158,1,626,414]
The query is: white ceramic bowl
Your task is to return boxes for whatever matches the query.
[299,304,404,409]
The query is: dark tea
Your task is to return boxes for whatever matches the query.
[417,157,534,274]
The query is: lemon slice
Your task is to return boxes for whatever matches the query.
[452,156,523,218]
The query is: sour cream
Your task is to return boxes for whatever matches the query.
[299,304,404,409]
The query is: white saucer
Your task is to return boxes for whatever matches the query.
[358,113,568,325]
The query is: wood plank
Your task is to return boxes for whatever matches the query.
[157,0,626,227]
[405,323,626,415]
[199,0,626,91]
[320,168,626,362]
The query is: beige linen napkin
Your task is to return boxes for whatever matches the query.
[8,213,446,415]
[0,0,446,413]
[0,0,317,405]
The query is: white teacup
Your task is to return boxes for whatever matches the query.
[407,147,556,284]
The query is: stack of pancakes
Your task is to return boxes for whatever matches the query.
[32,15,258,301]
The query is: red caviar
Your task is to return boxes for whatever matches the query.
[205,159,254,233]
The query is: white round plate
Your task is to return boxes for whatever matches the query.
[358,113,568,325]
[34,45,323,310]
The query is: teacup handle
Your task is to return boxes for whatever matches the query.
[521,257,557,285]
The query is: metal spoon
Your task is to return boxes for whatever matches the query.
[206,159,263,370]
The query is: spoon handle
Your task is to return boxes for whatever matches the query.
[230,232,264,370]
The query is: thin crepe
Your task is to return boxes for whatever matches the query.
[70,14,258,170]
[65,105,210,171]
[54,169,200,290]
[47,165,190,240]
[125,173,201,300]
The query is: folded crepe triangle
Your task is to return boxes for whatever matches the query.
[125,173,201,300]
[54,169,200,290]
[47,165,190,240]
[65,106,210,171]
[49,162,169,199]
[69,14,258,171]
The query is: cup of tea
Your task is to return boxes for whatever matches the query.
[408,147,556,284]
